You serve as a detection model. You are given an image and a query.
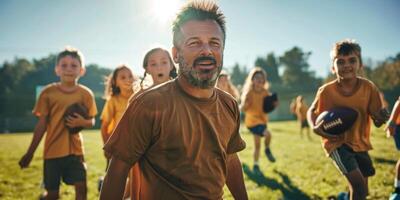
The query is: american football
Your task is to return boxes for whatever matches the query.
[64,103,89,134]
[316,107,358,135]
[263,93,278,113]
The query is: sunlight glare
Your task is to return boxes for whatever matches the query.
[150,0,182,23]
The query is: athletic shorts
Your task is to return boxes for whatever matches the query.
[329,144,375,177]
[248,124,267,137]
[44,155,86,191]
[301,120,309,128]
[393,125,400,150]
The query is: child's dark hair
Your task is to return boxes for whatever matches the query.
[56,46,85,68]
[330,39,362,66]
[140,47,177,89]
[103,64,134,99]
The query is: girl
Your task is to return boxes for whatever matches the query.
[241,67,277,174]
[128,47,176,200]
[216,71,240,100]
[139,47,177,91]
[99,64,137,196]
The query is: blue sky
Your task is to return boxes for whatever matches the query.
[0,0,399,77]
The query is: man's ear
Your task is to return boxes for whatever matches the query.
[172,47,178,64]
[80,67,86,76]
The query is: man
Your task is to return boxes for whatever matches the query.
[100,1,248,199]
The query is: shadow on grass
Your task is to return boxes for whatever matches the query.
[242,163,310,200]
[373,157,397,165]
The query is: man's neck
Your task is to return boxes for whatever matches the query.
[177,76,214,99]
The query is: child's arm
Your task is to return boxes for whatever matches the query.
[226,153,248,200]
[65,113,95,129]
[19,115,47,168]
[240,93,251,112]
[386,99,400,136]
[307,103,339,141]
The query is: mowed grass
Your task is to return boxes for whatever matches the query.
[0,121,397,199]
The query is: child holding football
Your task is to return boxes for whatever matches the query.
[241,67,276,174]
[307,39,388,200]
[18,46,97,200]
[386,97,400,199]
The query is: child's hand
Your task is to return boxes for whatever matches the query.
[19,152,33,169]
[372,108,390,127]
[65,113,85,128]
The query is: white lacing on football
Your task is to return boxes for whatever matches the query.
[323,118,343,130]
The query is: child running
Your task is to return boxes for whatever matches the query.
[295,95,311,140]
[99,64,137,197]
[386,97,400,200]
[307,39,388,200]
[241,67,276,174]
[18,46,97,200]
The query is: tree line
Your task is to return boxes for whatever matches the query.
[0,47,399,131]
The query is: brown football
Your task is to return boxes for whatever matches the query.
[64,103,89,134]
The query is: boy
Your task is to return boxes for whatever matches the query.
[18,47,97,200]
[386,97,400,200]
[307,39,388,200]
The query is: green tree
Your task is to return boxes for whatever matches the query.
[255,53,281,84]
[279,47,320,90]
[230,63,247,88]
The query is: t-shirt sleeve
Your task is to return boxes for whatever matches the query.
[101,99,114,123]
[84,91,97,118]
[227,102,246,154]
[32,89,49,117]
[103,97,156,166]
[367,83,383,115]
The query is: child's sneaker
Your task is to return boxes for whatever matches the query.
[390,188,400,200]
[253,164,262,175]
[337,192,349,200]
[98,176,104,192]
[265,148,276,162]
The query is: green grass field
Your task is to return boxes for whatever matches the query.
[0,121,397,199]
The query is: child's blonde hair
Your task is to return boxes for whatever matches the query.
[240,67,269,103]
[140,47,177,90]
[103,64,137,99]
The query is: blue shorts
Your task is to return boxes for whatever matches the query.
[393,125,400,150]
[248,124,267,137]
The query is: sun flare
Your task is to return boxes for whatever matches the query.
[150,0,182,23]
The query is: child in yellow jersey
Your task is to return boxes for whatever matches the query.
[386,97,400,199]
[295,95,311,140]
[217,70,240,101]
[241,67,277,173]
[99,64,137,196]
[101,64,136,165]
[137,47,177,92]
[18,46,97,200]
[127,47,176,200]
[307,39,388,200]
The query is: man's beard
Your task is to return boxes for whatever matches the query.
[177,55,223,89]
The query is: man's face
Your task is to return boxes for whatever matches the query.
[173,20,224,89]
